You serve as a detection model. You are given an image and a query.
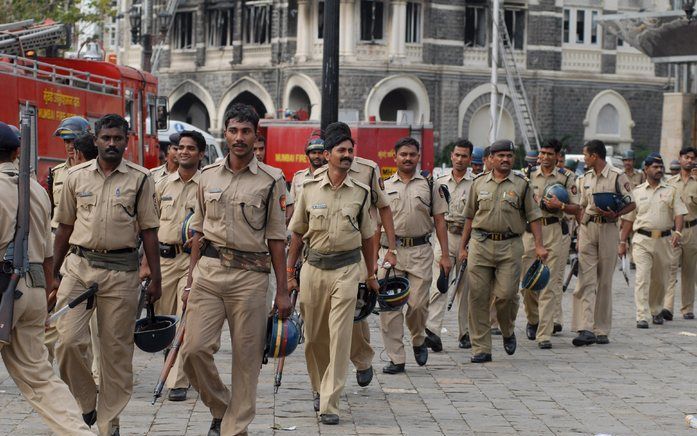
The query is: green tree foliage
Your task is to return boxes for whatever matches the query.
[0,0,114,28]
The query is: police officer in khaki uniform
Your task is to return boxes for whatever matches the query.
[0,122,93,436]
[151,132,180,183]
[425,139,473,351]
[622,149,646,188]
[663,147,697,320]
[619,153,686,328]
[379,137,450,373]
[287,122,377,425]
[459,140,546,363]
[572,140,635,347]
[52,114,162,436]
[290,136,326,201]
[520,140,580,349]
[141,130,206,402]
[180,104,291,436]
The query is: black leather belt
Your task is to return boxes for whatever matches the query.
[447,224,464,235]
[540,217,560,226]
[588,215,614,224]
[475,230,520,241]
[159,243,183,259]
[685,218,697,229]
[72,245,136,255]
[395,235,430,248]
[637,228,671,238]
[202,243,220,259]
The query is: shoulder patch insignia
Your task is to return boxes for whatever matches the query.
[624,182,631,192]
[571,185,578,195]
[280,194,286,211]
[378,177,385,191]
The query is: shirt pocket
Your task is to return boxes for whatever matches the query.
[113,194,137,223]
[53,182,64,205]
[159,197,175,222]
[477,192,493,211]
[204,190,224,220]
[236,193,266,230]
[502,190,521,210]
[309,208,329,231]
[387,191,401,212]
[414,193,431,213]
[340,202,362,233]
[76,194,96,219]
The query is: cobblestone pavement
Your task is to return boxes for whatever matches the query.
[2,266,697,436]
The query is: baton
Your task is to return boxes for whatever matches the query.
[47,283,98,325]
[619,255,630,286]
[447,260,467,311]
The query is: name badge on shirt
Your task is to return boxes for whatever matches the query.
[77,191,93,197]
[209,188,223,193]
[312,203,327,209]
[161,195,173,201]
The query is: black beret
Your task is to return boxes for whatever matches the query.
[0,122,20,151]
[324,121,354,150]
[490,139,515,154]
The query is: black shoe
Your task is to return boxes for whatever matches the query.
[471,353,492,363]
[168,387,188,402]
[382,361,405,374]
[553,323,563,334]
[684,312,695,320]
[82,410,97,427]
[630,262,636,270]
[491,327,502,335]
[320,414,339,425]
[356,366,373,387]
[503,333,517,355]
[208,418,222,436]
[652,314,664,325]
[413,343,428,366]
[526,323,538,340]
[660,309,673,321]
[424,328,443,352]
[538,340,552,349]
[596,335,609,344]
[572,330,596,346]
[313,392,320,412]
[458,333,471,349]
[636,320,649,329]
[111,428,120,436]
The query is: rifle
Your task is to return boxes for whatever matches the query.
[152,310,186,405]
[447,260,467,311]
[273,265,301,393]
[46,167,55,219]
[47,283,98,325]
[0,114,31,344]
[136,279,150,319]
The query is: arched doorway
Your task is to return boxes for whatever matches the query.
[227,91,268,119]
[378,88,420,122]
[364,74,431,123]
[287,87,312,119]
[170,93,211,131]
[583,89,634,152]
[468,105,516,149]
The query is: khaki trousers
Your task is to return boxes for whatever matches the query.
[157,253,189,389]
[572,221,618,336]
[633,234,671,321]
[299,262,359,415]
[45,306,100,382]
[467,236,523,355]
[555,228,572,324]
[1,278,93,436]
[426,230,468,338]
[379,244,432,365]
[55,253,140,435]
[521,224,563,342]
[665,225,697,315]
[181,255,267,436]
[350,260,374,372]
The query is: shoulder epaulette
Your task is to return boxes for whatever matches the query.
[354,156,378,169]
[66,160,93,174]
[302,177,321,187]
[125,160,150,176]
[352,178,371,193]
[294,168,307,176]
[609,166,624,175]
[257,161,284,181]
[201,160,223,172]
[53,161,68,171]
[473,171,488,180]
[513,169,529,181]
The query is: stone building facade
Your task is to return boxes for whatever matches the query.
[118,0,669,153]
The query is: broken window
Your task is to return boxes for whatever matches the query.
[503,8,525,50]
[405,2,421,43]
[563,8,601,46]
[464,6,487,47]
[244,2,272,45]
[207,6,235,47]
[360,0,384,41]
[172,11,195,49]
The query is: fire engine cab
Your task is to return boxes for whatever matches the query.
[0,20,166,184]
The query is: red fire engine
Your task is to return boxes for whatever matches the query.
[259,119,434,181]
[0,20,164,184]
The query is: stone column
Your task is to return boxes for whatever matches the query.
[389,0,406,61]
[295,0,311,61]
[340,0,355,58]
[660,92,696,164]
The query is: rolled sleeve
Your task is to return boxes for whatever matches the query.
[432,179,449,216]
[524,181,544,222]
[464,183,477,219]
[617,173,634,202]
[190,182,205,233]
[358,188,376,239]
[54,172,77,226]
[265,177,288,241]
[136,175,160,230]
[288,187,309,235]
[674,189,688,217]
[370,166,389,209]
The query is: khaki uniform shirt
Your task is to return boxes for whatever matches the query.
[0,163,52,263]
[315,157,389,211]
[190,157,287,252]
[625,169,646,189]
[437,171,473,226]
[465,171,543,234]
[385,172,448,237]
[580,165,634,216]
[55,159,159,250]
[530,166,577,219]
[50,160,72,229]
[290,168,314,202]
[624,181,687,230]
[289,172,374,252]
[151,164,174,184]
[667,174,697,222]
[156,170,200,245]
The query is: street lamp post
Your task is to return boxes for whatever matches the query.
[129,2,172,72]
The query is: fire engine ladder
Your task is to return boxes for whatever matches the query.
[496,9,540,152]
[150,0,183,73]
[0,20,67,55]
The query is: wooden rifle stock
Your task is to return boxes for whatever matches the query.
[0,117,32,344]
[152,311,186,405]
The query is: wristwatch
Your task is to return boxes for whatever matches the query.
[388,249,398,256]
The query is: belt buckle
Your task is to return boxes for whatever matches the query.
[651,230,661,239]
[402,238,413,248]
[491,233,502,241]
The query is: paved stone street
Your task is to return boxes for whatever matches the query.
[2,265,697,436]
